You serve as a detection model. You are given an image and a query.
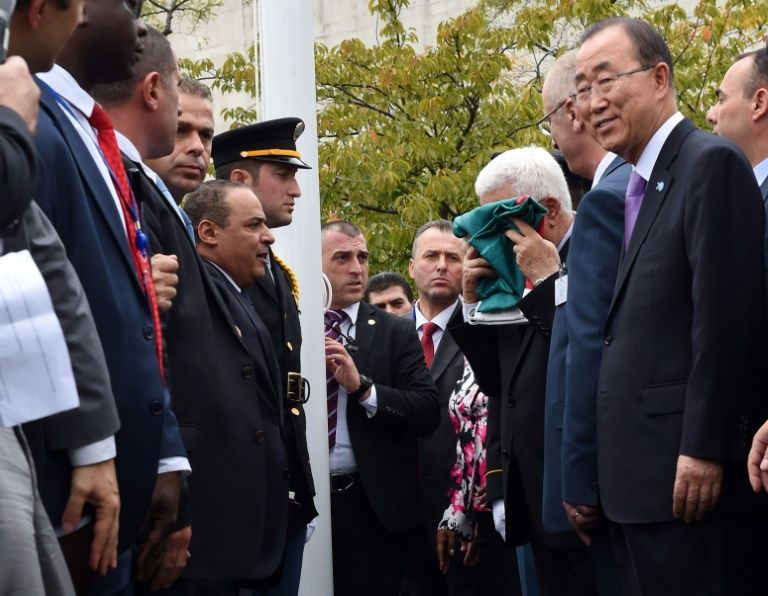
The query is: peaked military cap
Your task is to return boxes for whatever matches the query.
[212,117,311,170]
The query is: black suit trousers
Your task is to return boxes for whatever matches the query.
[612,513,768,596]
[331,477,406,596]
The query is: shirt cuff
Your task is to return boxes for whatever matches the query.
[463,302,478,321]
[158,456,191,477]
[359,385,378,418]
[68,436,116,467]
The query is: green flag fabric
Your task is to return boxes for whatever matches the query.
[453,196,547,312]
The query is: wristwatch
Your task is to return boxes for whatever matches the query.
[349,374,374,400]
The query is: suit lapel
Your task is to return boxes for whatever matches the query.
[351,302,377,373]
[602,155,627,180]
[429,302,463,381]
[608,119,695,319]
[39,85,138,287]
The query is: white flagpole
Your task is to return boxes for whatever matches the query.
[255,2,333,594]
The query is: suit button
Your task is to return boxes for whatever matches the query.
[149,400,163,415]
[502,449,509,459]
[591,479,599,493]
[287,341,293,352]
[604,336,613,345]
[284,468,291,479]
[254,430,265,443]
[241,366,254,380]
[143,325,154,340]
[507,398,516,408]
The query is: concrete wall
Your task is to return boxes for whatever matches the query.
[165,0,477,132]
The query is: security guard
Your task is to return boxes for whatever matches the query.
[212,118,316,595]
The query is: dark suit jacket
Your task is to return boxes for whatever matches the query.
[541,156,629,533]
[0,106,35,232]
[247,250,317,523]
[598,118,766,523]
[31,83,185,550]
[132,160,289,579]
[202,260,289,579]
[346,302,440,532]
[450,242,582,550]
[414,302,466,544]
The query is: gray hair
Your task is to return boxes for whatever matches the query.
[543,50,577,106]
[474,146,572,212]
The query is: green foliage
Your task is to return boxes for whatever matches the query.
[174,0,768,274]
[141,0,224,36]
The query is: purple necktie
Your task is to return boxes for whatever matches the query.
[624,170,647,250]
[325,309,346,449]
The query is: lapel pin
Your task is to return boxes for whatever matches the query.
[367,318,376,325]
[656,181,664,192]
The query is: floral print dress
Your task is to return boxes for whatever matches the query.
[437,360,489,541]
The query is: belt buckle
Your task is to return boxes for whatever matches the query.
[330,473,355,493]
[286,372,306,403]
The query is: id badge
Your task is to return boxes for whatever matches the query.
[555,274,568,306]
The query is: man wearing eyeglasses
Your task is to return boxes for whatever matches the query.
[538,49,630,596]
[575,17,766,593]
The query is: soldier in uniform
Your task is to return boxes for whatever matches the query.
[212,118,316,595]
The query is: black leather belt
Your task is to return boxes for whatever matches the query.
[286,372,309,403]
[330,472,357,493]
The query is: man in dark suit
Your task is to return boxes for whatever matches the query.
[538,50,628,594]
[31,2,189,591]
[707,46,768,279]
[451,147,598,594]
[575,17,766,593]
[183,180,290,594]
[320,220,440,596]
[401,219,465,594]
[212,119,317,596]
[92,28,199,591]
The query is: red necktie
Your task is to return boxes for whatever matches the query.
[421,321,439,369]
[88,105,165,382]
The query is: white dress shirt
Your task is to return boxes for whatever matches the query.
[414,299,459,354]
[591,151,618,189]
[753,157,768,189]
[329,301,378,474]
[633,111,685,178]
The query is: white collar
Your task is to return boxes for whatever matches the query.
[634,111,685,181]
[115,131,161,182]
[591,151,617,189]
[38,64,95,119]
[557,221,574,252]
[339,301,360,324]
[206,259,242,293]
[753,157,768,188]
[414,299,459,330]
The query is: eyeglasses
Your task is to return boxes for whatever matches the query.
[536,96,574,136]
[573,65,654,104]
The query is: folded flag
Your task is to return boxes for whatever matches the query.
[453,196,547,312]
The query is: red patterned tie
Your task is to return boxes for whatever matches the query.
[420,321,439,369]
[88,105,165,382]
[325,309,346,449]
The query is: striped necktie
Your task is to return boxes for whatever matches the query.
[325,309,346,449]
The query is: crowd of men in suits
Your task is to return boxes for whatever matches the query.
[2,4,768,596]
